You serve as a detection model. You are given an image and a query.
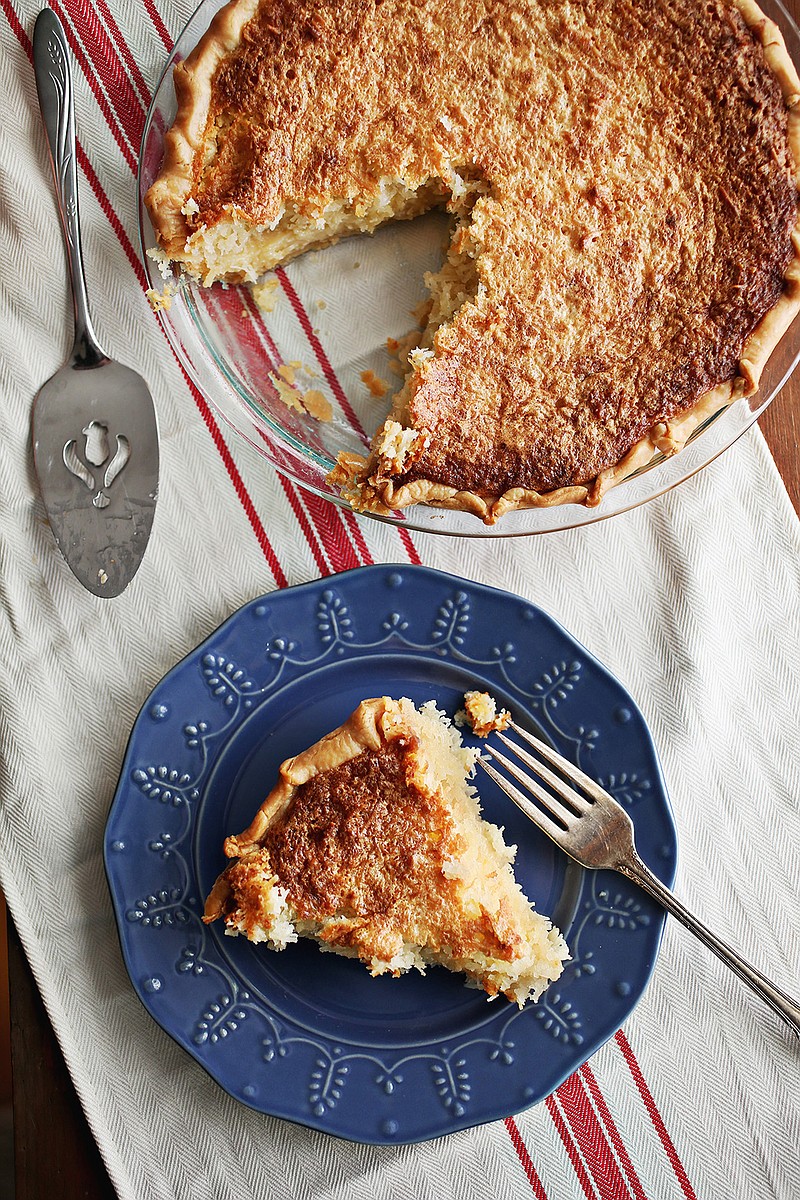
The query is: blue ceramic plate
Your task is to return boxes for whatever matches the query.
[105,565,676,1144]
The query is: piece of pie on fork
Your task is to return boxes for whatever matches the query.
[146,0,800,523]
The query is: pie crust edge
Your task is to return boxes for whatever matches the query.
[209,695,392,877]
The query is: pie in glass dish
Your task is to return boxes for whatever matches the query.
[203,697,568,1005]
[146,0,800,523]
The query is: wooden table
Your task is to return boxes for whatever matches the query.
[8,388,800,1198]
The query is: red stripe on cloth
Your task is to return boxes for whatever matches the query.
[579,1063,650,1200]
[396,522,420,564]
[57,0,146,153]
[343,508,373,562]
[503,1118,549,1200]
[201,284,355,579]
[75,144,146,284]
[268,449,333,578]
[1,0,27,58]
[298,488,363,575]
[194,280,344,581]
[141,0,173,51]
[279,482,333,577]
[554,1072,635,1200]
[546,1093,598,1200]
[182,373,289,588]
[262,420,362,576]
[237,288,376,570]
[275,266,367,437]
[261,434,334,576]
[615,1030,698,1200]
[90,0,153,106]
[271,270,422,564]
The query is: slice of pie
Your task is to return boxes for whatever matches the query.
[146,0,800,522]
[203,697,568,1005]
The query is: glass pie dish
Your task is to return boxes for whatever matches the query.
[137,0,800,538]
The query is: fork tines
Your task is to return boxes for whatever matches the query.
[479,721,599,839]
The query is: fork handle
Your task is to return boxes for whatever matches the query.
[33,8,105,367]
[619,854,800,1038]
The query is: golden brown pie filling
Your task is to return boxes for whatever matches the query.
[147,0,800,522]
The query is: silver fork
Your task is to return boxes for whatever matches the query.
[480,721,800,1037]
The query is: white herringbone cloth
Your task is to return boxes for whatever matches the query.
[1,3,799,1197]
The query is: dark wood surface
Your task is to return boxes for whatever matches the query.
[8,386,800,1198]
[761,388,800,507]
[8,922,116,1200]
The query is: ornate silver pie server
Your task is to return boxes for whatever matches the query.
[32,7,159,597]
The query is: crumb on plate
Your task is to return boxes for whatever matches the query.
[459,691,512,737]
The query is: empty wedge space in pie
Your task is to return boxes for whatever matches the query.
[203,697,568,1005]
[146,0,800,523]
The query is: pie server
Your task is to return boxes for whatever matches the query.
[31,8,159,598]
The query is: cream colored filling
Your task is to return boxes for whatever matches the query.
[181,170,486,368]
[422,220,484,342]
[183,175,451,285]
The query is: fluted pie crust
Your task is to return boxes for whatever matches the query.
[146,0,800,523]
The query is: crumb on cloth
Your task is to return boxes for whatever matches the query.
[360,369,390,398]
[145,285,173,312]
[251,277,280,313]
[386,330,424,376]
[270,373,304,413]
[303,388,333,421]
[270,371,332,422]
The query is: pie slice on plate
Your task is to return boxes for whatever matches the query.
[147,0,800,522]
[203,697,568,1005]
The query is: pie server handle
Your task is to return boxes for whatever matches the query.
[33,6,104,366]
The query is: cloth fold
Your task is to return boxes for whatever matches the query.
[1,2,799,1197]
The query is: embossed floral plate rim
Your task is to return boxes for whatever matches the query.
[105,565,677,1144]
